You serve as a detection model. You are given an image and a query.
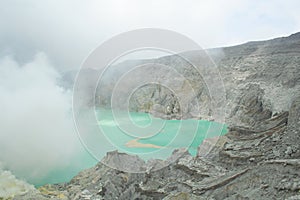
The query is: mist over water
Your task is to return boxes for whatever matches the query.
[0,52,227,186]
[0,53,96,185]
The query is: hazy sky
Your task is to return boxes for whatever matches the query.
[0,0,300,70]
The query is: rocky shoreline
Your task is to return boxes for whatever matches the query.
[6,33,300,200]
[13,95,299,200]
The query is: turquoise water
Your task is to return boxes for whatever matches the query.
[95,109,227,159]
[30,146,96,187]
[33,109,227,186]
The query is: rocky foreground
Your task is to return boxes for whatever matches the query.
[13,96,300,200]
[6,33,300,199]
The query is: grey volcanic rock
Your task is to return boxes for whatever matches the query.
[101,150,146,172]
[228,83,273,129]
[217,33,300,127]
[66,32,300,124]
[12,33,300,200]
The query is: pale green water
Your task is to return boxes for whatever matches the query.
[96,109,227,159]
[33,109,227,186]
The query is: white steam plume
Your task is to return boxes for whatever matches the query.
[0,52,82,183]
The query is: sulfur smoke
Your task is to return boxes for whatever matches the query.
[0,52,86,184]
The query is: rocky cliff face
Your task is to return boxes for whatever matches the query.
[217,33,300,128]
[9,33,300,200]
[64,32,300,126]
[124,32,300,126]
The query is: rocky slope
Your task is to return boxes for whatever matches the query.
[64,32,300,124]
[125,32,300,125]
[8,32,300,200]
